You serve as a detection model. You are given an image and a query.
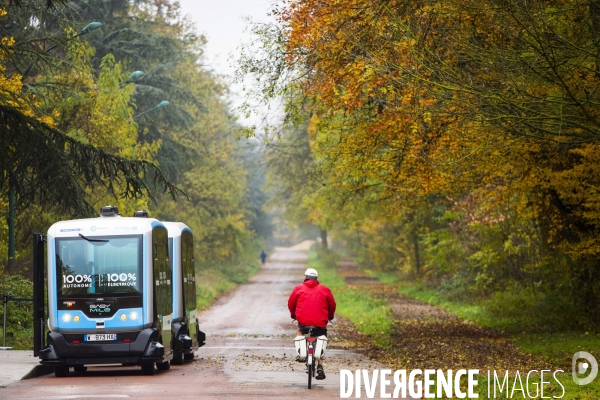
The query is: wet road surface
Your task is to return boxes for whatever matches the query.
[1,247,409,399]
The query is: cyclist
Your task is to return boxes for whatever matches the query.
[288,267,336,380]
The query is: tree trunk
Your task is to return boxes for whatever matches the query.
[413,230,421,276]
[320,229,328,249]
[590,0,600,76]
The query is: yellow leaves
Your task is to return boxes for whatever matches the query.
[409,122,419,134]
[269,0,600,264]
[1,37,14,47]
[307,113,320,138]
[0,52,56,129]
[423,111,432,124]
[0,67,23,98]
[38,115,54,126]
[0,36,21,97]
[26,48,160,213]
[0,8,6,17]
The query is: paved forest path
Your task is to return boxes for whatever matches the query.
[193,247,413,398]
[1,247,415,399]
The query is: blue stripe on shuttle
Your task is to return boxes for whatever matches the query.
[50,237,57,328]
[151,220,165,229]
[143,235,148,327]
[56,307,144,331]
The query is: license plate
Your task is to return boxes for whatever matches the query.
[85,334,117,341]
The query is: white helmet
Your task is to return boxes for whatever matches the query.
[304,268,318,277]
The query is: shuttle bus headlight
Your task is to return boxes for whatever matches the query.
[62,314,72,323]
[129,311,138,320]
[120,314,127,321]
[73,316,80,323]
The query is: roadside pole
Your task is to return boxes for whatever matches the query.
[1,295,12,350]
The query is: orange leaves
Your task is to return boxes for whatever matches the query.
[258,0,600,266]
[273,0,476,202]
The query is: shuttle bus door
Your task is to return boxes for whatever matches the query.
[152,227,173,352]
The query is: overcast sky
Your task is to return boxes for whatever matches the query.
[177,0,277,124]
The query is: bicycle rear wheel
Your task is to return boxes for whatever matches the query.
[307,362,313,389]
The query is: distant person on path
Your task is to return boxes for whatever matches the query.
[260,250,267,266]
[288,268,336,380]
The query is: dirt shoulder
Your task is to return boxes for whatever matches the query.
[334,260,547,372]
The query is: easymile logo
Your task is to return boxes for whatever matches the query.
[89,304,111,313]
[572,351,598,386]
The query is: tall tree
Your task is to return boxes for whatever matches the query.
[239,0,600,323]
[0,1,180,218]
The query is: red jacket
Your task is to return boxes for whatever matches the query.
[288,279,336,328]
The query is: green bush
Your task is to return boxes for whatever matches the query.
[307,250,345,289]
[195,241,262,310]
[0,274,34,349]
[195,268,237,310]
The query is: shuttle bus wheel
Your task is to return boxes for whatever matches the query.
[54,365,69,377]
[141,362,155,375]
[184,352,195,361]
[156,360,170,371]
[73,365,87,374]
[171,352,183,365]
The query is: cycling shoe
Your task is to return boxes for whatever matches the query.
[316,365,326,380]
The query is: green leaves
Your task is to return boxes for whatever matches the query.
[0,0,266,280]
[0,104,182,218]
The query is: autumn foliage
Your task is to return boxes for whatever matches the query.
[245,0,600,327]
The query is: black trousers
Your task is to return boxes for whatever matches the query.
[298,323,327,337]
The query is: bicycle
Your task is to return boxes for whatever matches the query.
[292,321,330,389]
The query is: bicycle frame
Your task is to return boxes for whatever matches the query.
[308,336,317,359]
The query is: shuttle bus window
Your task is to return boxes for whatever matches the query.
[56,235,142,297]
[182,232,196,313]
[152,227,172,320]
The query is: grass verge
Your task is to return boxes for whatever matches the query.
[397,283,600,362]
[0,274,34,350]
[391,282,600,398]
[308,251,394,346]
[196,259,260,310]
[353,268,600,398]
[398,283,497,328]
[514,332,600,368]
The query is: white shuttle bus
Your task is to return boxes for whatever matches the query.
[163,221,205,364]
[37,206,174,376]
